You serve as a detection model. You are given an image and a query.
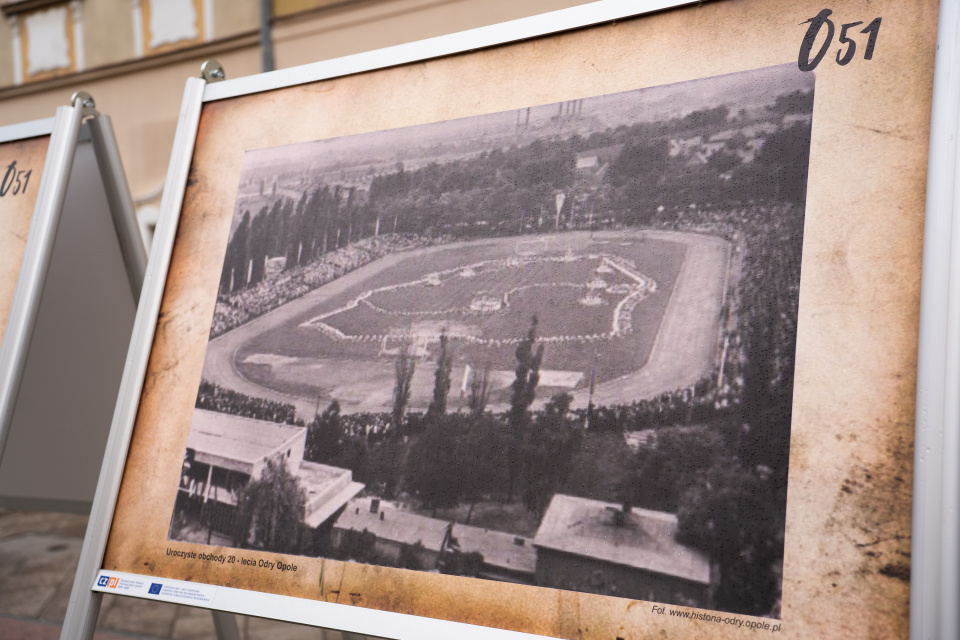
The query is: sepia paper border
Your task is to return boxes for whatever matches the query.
[0,134,50,346]
[101,1,938,638]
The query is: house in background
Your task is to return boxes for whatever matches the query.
[333,497,449,569]
[451,521,536,583]
[532,494,711,607]
[332,497,537,581]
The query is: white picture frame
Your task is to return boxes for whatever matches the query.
[61,1,959,638]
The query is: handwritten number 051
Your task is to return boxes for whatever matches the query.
[799,9,881,72]
[0,161,32,197]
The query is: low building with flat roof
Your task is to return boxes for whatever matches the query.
[176,409,363,541]
[186,409,305,482]
[333,498,536,581]
[532,494,711,606]
[299,461,366,528]
[333,497,449,568]
[451,523,536,583]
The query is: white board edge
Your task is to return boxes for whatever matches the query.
[94,569,579,640]
[202,0,704,103]
[912,0,960,638]
[0,117,57,144]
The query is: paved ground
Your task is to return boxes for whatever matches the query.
[0,510,347,640]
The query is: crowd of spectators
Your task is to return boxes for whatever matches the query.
[579,373,723,433]
[210,233,434,338]
[574,202,801,444]
[195,379,303,426]
[204,202,799,446]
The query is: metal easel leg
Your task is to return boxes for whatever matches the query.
[86,112,148,299]
[212,610,242,640]
[58,77,208,640]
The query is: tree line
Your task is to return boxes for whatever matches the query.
[219,91,812,296]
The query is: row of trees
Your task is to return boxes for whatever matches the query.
[219,90,812,297]
[220,184,363,293]
[298,305,781,613]
[304,315,565,514]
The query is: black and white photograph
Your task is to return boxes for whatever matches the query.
[168,63,813,617]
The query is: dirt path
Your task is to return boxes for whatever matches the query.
[566,230,729,409]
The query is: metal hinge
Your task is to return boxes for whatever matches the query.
[200,60,226,83]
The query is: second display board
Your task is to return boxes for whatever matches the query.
[93,0,938,638]
[0,128,48,346]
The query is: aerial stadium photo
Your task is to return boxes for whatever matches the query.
[169,62,813,617]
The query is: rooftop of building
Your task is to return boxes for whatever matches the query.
[532,494,710,585]
[335,497,449,552]
[334,498,536,575]
[576,144,623,166]
[299,461,364,528]
[187,410,305,470]
[452,523,536,575]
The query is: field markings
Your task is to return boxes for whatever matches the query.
[200,231,729,416]
[301,252,655,345]
[200,238,515,417]
[567,230,730,409]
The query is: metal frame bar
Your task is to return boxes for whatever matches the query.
[0,98,218,637]
[87,114,148,301]
[59,76,208,640]
[0,101,84,464]
[202,0,703,103]
[911,0,960,638]
[0,117,56,144]
[0,107,147,514]
[212,610,242,640]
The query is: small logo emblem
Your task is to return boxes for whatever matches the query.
[148,583,162,595]
[107,577,119,588]
[97,576,109,587]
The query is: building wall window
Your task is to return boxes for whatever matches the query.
[24,6,69,74]
[7,0,84,85]
[131,0,212,57]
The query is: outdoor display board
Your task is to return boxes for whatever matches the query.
[0,107,145,513]
[0,125,49,347]
[65,1,958,639]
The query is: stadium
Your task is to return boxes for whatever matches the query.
[179,65,808,616]
[201,229,731,417]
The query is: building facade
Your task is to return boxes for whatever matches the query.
[175,408,363,546]
[0,0,594,250]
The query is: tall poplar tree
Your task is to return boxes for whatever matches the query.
[425,332,453,424]
[392,338,416,431]
[507,315,544,501]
